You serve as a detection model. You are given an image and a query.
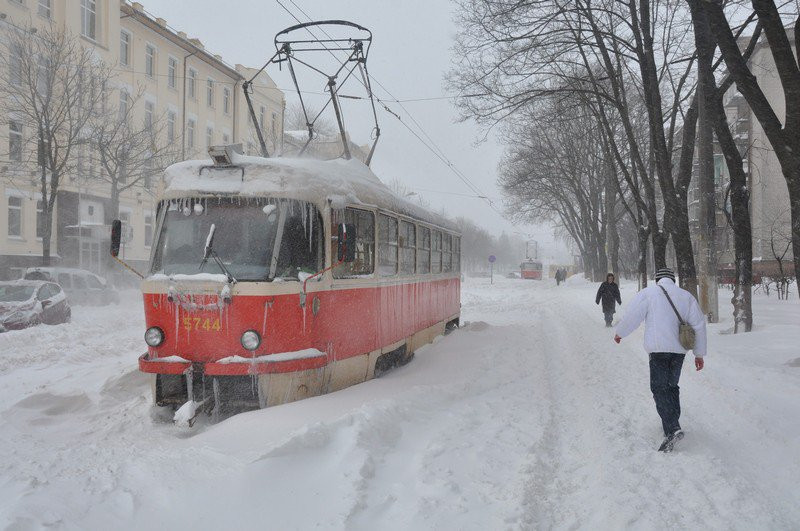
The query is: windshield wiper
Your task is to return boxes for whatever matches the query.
[199,223,237,284]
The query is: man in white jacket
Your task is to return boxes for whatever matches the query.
[614,267,707,451]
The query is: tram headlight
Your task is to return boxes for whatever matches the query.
[144,326,165,347]
[240,330,261,351]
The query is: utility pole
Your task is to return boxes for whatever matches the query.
[692,0,719,322]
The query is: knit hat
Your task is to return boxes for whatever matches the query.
[655,267,676,281]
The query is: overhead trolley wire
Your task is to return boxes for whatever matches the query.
[274,0,509,221]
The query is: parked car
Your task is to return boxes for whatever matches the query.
[23,267,120,306]
[0,281,71,331]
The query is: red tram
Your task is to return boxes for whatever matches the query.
[520,260,543,280]
[116,151,461,413]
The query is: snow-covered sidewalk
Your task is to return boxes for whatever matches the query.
[0,278,798,529]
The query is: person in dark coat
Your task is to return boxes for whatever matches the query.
[596,273,622,327]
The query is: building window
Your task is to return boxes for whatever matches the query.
[167,111,176,143]
[332,208,375,278]
[168,57,177,89]
[145,44,156,78]
[206,126,213,148]
[206,79,214,108]
[9,120,23,162]
[399,220,416,275]
[7,196,22,238]
[118,90,129,120]
[120,31,130,67]
[143,154,153,189]
[36,199,45,238]
[144,214,153,247]
[378,213,398,276]
[187,68,197,99]
[81,0,97,41]
[454,237,461,272]
[9,44,22,85]
[222,132,229,144]
[187,119,195,148]
[223,87,230,114]
[36,56,50,95]
[417,226,431,274]
[144,101,154,132]
[38,0,51,19]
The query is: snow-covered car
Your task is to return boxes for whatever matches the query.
[23,267,120,306]
[0,280,71,331]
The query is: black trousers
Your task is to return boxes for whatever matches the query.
[649,352,686,436]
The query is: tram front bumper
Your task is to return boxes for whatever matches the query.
[138,350,328,376]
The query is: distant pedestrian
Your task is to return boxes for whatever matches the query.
[555,268,564,286]
[595,273,621,327]
[613,268,707,452]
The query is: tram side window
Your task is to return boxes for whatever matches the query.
[417,226,431,274]
[431,230,442,273]
[332,208,375,278]
[454,236,461,272]
[399,220,416,275]
[377,213,398,276]
[442,233,453,272]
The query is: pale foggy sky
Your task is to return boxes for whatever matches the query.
[140,0,570,261]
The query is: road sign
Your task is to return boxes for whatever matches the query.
[488,255,496,263]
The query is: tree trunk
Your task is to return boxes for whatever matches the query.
[702,34,754,330]
[638,226,649,289]
[110,179,121,221]
[690,0,720,320]
[609,220,620,276]
[39,164,53,267]
[652,230,668,271]
[673,219,698,297]
[597,236,608,280]
[790,174,800,299]
[41,215,52,267]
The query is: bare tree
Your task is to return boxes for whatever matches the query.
[0,25,112,265]
[688,1,764,331]
[765,207,795,299]
[499,96,620,281]
[90,88,178,220]
[448,0,702,295]
[703,0,800,298]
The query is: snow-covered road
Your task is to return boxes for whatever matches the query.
[1,277,798,530]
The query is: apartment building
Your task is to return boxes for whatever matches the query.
[0,0,285,279]
[687,33,795,278]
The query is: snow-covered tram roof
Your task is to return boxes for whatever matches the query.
[162,155,459,233]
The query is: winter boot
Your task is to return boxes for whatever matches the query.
[658,430,684,452]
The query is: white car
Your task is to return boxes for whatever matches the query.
[0,280,71,331]
[23,267,120,306]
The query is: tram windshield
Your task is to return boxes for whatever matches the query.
[521,261,542,271]
[151,198,323,281]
